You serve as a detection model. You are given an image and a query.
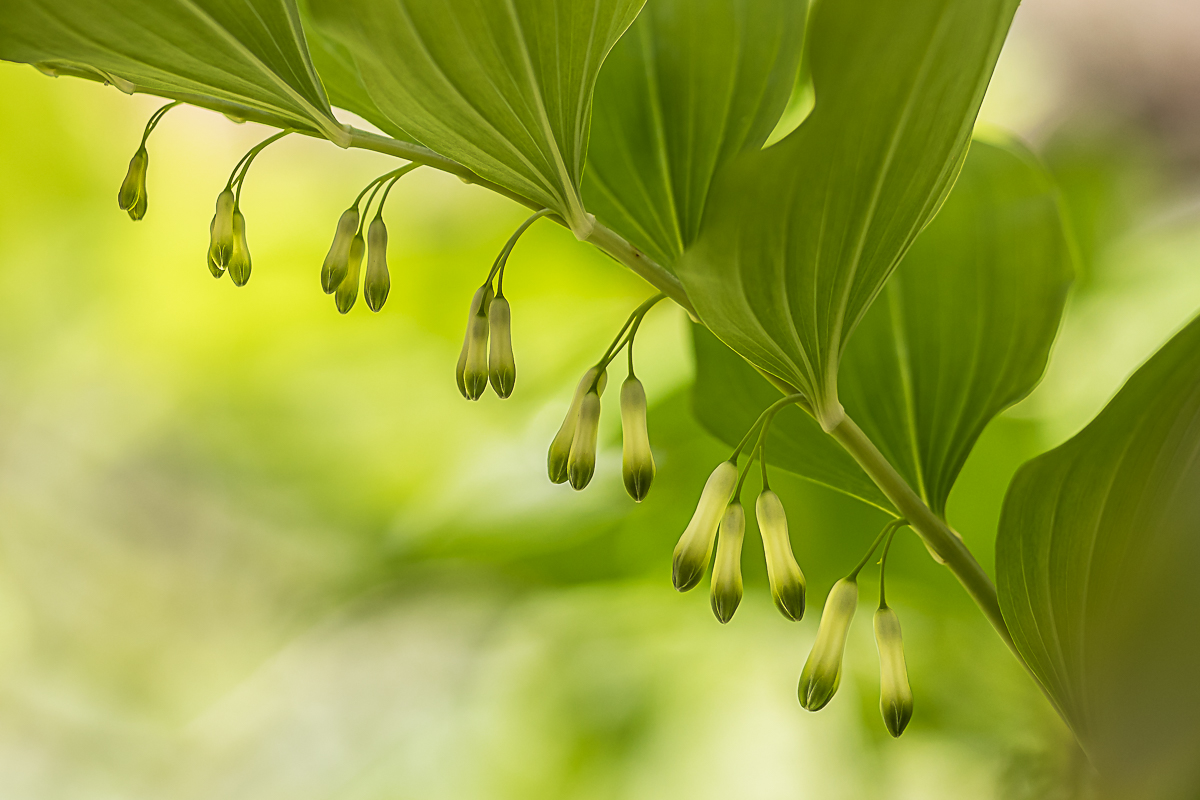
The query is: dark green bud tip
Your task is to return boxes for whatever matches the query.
[322,208,360,295]
[567,391,601,490]
[335,233,365,314]
[364,217,390,312]
[227,209,252,287]
[118,147,148,220]
[488,296,516,398]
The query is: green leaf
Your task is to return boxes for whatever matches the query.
[693,138,1074,516]
[582,0,808,268]
[0,0,347,144]
[676,0,1019,429]
[309,0,645,238]
[996,315,1200,795]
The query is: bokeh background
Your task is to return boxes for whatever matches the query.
[1,1,1199,797]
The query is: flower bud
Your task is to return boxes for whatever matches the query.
[710,502,745,623]
[118,147,148,220]
[798,578,859,711]
[620,376,655,502]
[756,489,806,621]
[567,390,601,489]
[207,189,236,268]
[364,217,391,312]
[672,461,738,592]
[322,208,360,294]
[456,285,494,398]
[206,218,224,278]
[874,606,914,737]
[335,234,365,314]
[461,290,493,401]
[488,296,516,398]
[547,366,607,483]
[227,209,252,286]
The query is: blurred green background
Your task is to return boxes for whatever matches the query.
[2,2,1199,797]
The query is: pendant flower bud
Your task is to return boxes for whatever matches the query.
[488,296,516,398]
[620,376,655,502]
[322,208,360,294]
[208,189,236,268]
[335,234,365,314]
[364,217,390,312]
[547,366,607,483]
[227,209,252,287]
[756,489,807,621]
[567,390,601,490]
[798,578,859,711]
[206,218,224,278]
[456,285,495,398]
[874,606,914,737]
[118,146,148,220]
[672,461,738,592]
[710,502,745,623]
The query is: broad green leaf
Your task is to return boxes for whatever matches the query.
[676,0,1019,429]
[0,0,347,144]
[582,0,808,268]
[309,0,645,238]
[996,315,1200,797]
[693,138,1073,516]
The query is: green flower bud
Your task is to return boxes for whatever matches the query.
[547,366,607,483]
[488,296,516,398]
[206,218,224,278]
[798,578,859,711]
[322,208,360,294]
[461,290,493,401]
[756,489,806,621]
[710,502,745,623]
[364,217,390,312]
[335,234,365,314]
[227,209,252,287]
[620,376,655,502]
[456,285,494,398]
[567,390,601,490]
[118,146,148,220]
[672,461,738,592]
[207,189,236,268]
[874,606,914,737]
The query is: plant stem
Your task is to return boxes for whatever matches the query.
[828,415,1015,652]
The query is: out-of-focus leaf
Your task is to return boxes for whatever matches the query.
[309,0,645,238]
[676,0,1018,429]
[583,0,807,268]
[997,315,1200,799]
[693,138,1073,516]
[0,0,347,144]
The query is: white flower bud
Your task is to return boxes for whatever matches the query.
[620,376,655,502]
[672,461,738,592]
[322,208,360,294]
[208,189,236,268]
[710,502,745,623]
[547,366,606,483]
[798,578,859,711]
[364,217,390,312]
[756,489,806,621]
[567,390,601,490]
[874,606,914,737]
[488,296,516,398]
[335,234,365,314]
[227,209,252,287]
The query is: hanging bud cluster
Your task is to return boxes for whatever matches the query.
[672,393,807,625]
[545,292,664,496]
[322,164,418,314]
[116,101,178,222]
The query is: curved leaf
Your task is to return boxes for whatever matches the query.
[583,0,808,269]
[309,0,645,237]
[676,0,1019,429]
[0,0,347,143]
[693,138,1073,516]
[997,314,1200,797]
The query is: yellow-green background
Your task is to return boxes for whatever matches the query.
[1,5,1198,796]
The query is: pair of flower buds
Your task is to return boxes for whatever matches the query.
[455,283,516,400]
[545,365,656,500]
[672,461,806,623]
[799,523,914,737]
[205,189,253,286]
[321,207,391,314]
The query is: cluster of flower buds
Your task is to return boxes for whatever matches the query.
[116,101,179,221]
[798,518,914,737]
[673,394,808,623]
[322,164,417,314]
[546,293,662,497]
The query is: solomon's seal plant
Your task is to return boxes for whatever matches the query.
[8,0,1200,789]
